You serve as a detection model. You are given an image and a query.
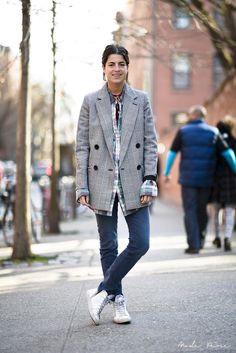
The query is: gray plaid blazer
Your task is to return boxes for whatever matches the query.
[75,83,157,212]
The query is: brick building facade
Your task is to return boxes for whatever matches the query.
[117,0,228,204]
[158,71,236,205]
[205,71,236,126]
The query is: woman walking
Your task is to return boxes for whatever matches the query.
[212,115,236,251]
[75,44,157,325]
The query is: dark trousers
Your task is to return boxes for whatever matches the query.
[181,186,212,250]
[96,196,150,297]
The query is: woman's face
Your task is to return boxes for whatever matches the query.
[103,54,128,86]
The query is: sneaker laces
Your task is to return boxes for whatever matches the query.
[97,296,109,316]
[114,295,127,316]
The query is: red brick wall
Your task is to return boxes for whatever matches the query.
[158,72,236,205]
[154,1,215,136]
[205,71,236,126]
[158,129,181,205]
[121,1,232,205]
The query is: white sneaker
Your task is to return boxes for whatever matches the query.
[113,295,131,324]
[86,288,109,325]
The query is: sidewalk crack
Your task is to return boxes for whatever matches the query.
[60,282,84,353]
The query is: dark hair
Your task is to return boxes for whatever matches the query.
[102,44,130,67]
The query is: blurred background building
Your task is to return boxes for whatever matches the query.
[114,0,236,203]
[0,46,75,176]
[0,44,19,160]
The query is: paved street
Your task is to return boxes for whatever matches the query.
[0,200,236,353]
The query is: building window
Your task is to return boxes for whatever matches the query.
[172,111,188,126]
[172,53,191,90]
[173,6,191,29]
[213,54,225,88]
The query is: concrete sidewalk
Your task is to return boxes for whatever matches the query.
[0,200,236,353]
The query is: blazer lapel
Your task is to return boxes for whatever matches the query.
[120,86,139,166]
[95,84,114,164]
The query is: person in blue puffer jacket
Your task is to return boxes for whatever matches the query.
[163,105,236,254]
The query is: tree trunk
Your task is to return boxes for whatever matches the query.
[48,0,60,234]
[12,0,32,259]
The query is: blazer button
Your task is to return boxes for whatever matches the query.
[136,143,140,148]
[94,144,99,150]
[137,165,141,170]
[94,165,98,171]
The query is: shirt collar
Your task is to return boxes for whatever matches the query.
[106,83,126,104]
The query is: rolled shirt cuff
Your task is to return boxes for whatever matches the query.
[76,188,89,203]
[140,180,158,197]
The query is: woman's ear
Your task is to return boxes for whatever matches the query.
[102,66,106,81]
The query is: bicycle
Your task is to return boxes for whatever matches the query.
[0,178,43,247]
[0,179,15,247]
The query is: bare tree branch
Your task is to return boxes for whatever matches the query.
[161,0,236,70]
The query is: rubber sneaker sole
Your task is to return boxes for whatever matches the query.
[113,316,131,324]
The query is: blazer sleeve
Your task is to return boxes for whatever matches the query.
[143,93,158,178]
[75,95,90,198]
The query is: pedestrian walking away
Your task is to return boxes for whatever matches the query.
[75,44,158,325]
[163,105,236,254]
[211,115,236,252]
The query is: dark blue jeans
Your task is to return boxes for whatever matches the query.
[181,186,212,250]
[96,196,150,296]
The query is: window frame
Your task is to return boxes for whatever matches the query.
[172,5,192,30]
[171,52,192,90]
[212,53,225,88]
[171,111,188,126]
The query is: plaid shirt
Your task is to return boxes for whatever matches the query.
[106,90,126,216]
[78,85,157,215]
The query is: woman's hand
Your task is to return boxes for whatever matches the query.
[140,195,153,204]
[79,195,90,207]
